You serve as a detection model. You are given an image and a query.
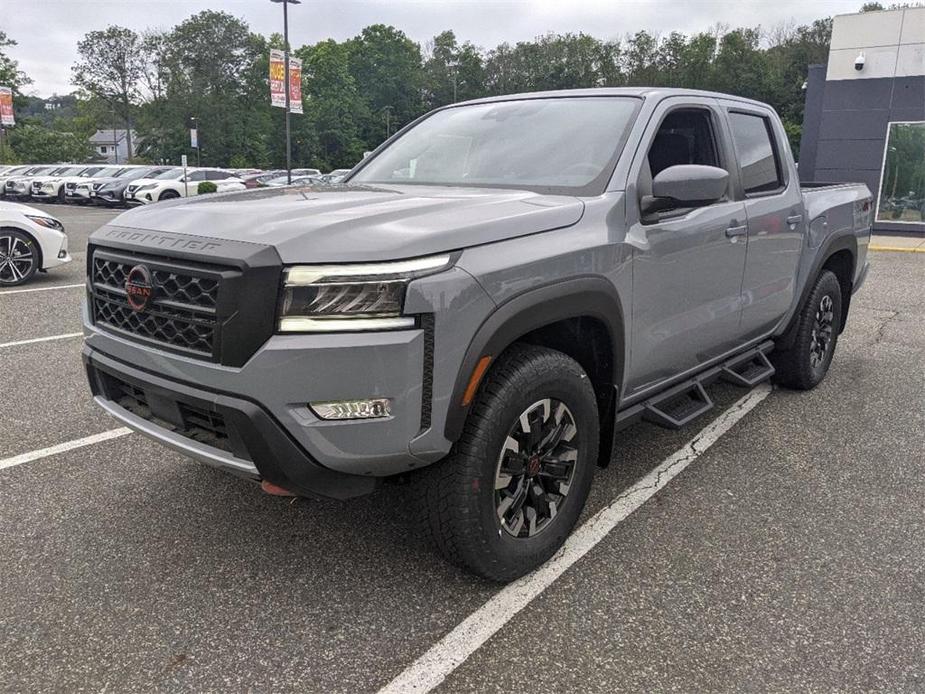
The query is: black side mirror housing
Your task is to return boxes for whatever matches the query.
[643,164,729,215]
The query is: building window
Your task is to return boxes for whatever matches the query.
[99,146,108,154]
[877,122,925,224]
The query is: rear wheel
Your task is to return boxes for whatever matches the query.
[0,230,39,286]
[772,269,843,390]
[418,344,599,582]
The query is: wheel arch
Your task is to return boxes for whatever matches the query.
[443,277,626,464]
[777,233,857,350]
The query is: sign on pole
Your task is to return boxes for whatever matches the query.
[269,49,302,114]
[0,87,14,127]
[288,56,303,114]
[190,128,198,149]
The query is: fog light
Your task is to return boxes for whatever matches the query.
[311,398,391,420]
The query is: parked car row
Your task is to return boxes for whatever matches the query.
[0,163,354,208]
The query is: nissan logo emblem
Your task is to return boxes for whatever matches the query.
[125,265,155,312]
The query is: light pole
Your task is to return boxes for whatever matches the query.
[191,116,201,166]
[271,0,300,184]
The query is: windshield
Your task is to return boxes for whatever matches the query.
[352,97,641,194]
[153,168,184,180]
[79,167,103,177]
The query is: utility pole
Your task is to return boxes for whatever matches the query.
[112,105,119,165]
[271,0,301,185]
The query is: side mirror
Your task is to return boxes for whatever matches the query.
[643,164,729,214]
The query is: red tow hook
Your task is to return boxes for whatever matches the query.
[260,479,297,497]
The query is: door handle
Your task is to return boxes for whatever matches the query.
[787,214,803,226]
[725,225,748,238]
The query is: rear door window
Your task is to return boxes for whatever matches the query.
[728,112,783,194]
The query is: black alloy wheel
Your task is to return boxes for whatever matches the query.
[494,398,579,538]
[809,294,835,369]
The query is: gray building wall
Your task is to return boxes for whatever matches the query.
[798,7,925,234]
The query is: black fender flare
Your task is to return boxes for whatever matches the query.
[443,276,626,443]
[777,232,857,350]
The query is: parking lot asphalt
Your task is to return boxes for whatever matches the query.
[1,203,923,693]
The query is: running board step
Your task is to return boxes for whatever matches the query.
[643,382,714,430]
[720,350,775,388]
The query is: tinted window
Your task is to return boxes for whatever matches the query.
[207,171,230,180]
[647,109,721,177]
[186,171,206,182]
[729,112,782,194]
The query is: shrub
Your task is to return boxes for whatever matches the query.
[197,180,218,194]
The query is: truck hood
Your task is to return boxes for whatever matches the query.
[102,184,586,262]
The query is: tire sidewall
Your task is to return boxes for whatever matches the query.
[799,271,843,386]
[467,353,599,574]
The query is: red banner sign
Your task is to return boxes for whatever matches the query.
[269,50,302,114]
[0,87,14,127]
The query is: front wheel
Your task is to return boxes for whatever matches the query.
[418,344,599,582]
[0,230,39,286]
[159,189,180,201]
[772,269,843,390]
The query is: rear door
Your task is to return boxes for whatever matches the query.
[624,97,748,395]
[723,105,805,339]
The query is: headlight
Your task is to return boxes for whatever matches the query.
[278,253,452,332]
[92,183,105,191]
[135,183,157,192]
[26,215,65,232]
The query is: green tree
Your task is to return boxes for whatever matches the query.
[296,39,367,169]
[346,25,423,144]
[7,124,91,162]
[71,26,145,159]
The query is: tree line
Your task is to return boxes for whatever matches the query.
[0,4,900,169]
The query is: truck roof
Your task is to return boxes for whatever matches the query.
[455,87,774,111]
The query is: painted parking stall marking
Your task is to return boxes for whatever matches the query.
[378,384,773,694]
[0,428,132,472]
[0,332,83,348]
[0,282,85,296]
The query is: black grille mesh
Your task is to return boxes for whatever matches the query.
[90,253,220,359]
[93,296,215,355]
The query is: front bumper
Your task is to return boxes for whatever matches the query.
[84,347,378,499]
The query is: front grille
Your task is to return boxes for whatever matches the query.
[90,250,223,360]
[101,370,235,455]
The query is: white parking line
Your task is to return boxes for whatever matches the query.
[378,383,773,694]
[0,283,84,296]
[0,428,132,472]
[0,333,83,348]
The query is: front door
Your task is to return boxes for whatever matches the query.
[624,99,748,395]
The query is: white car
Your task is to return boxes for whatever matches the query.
[0,200,71,286]
[65,166,133,204]
[124,167,246,204]
[3,165,56,199]
[29,164,101,203]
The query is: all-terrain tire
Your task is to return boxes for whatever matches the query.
[417,344,599,582]
[772,269,843,390]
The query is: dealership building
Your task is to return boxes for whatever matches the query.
[799,6,925,234]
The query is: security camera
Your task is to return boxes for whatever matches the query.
[855,53,865,71]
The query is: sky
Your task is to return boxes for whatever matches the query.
[8,0,866,98]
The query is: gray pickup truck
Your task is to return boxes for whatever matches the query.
[83,88,871,581]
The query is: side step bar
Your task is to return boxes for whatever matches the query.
[720,350,775,388]
[643,381,713,429]
[616,341,775,432]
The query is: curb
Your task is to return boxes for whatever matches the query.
[868,245,925,253]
